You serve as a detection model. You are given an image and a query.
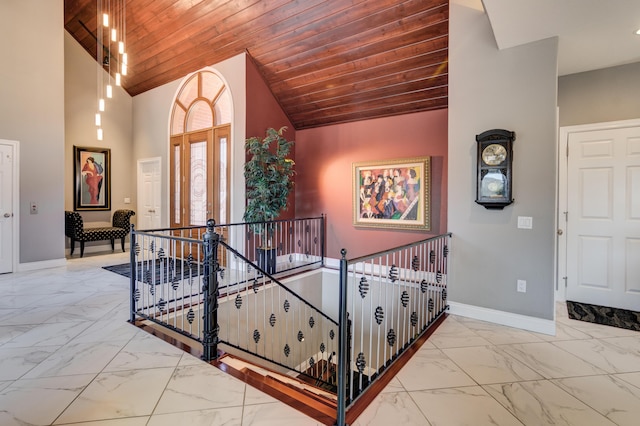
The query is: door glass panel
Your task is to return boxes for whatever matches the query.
[190,141,207,226]
[174,145,180,224]
[219,136,227,222]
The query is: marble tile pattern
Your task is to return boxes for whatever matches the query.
[0,252,638,425]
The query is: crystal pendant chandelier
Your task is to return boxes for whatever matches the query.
[95,0,128,140]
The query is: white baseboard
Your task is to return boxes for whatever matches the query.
[18,258,67,272]
[448,301,556,336]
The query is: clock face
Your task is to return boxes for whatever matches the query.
[482,144,507,166]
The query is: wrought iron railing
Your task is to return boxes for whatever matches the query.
[335,233,451,425]
[129,217,336,387]
[128,218,451,425]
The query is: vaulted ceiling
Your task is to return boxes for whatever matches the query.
[64,0,449,130]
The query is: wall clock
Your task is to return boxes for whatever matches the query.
[475,129,515,209]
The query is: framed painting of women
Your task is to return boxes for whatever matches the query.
[353,157,430,230]
[73,146,111,211]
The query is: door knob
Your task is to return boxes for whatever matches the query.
[3,213,10,218]
[557,229,563,235]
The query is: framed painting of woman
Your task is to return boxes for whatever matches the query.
[73,146,111,211]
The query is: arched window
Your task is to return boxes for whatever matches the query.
[170,70,231,227]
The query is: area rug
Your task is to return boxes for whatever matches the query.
[566,300,640,332]
[103,259,202,284]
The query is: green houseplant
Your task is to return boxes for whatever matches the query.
[243,126,295,273]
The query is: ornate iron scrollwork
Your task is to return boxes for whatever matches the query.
[388,265,398,282]
[356,352,366,374]
[387,328,396,346]
[411,311,418,327]
[374,306,384,325]
[412,255,420,271]
[358,276,369,298]
[401,291,409,308]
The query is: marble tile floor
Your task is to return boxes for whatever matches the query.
[0,252,639,425]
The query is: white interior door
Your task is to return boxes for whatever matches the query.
[0,142,15,273]
[564,123,640,311]
[137,157,161,230]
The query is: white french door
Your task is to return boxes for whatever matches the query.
[0,140,17,274]
[137,157,161,230]
[559,120,640,311]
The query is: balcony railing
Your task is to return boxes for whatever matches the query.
[335,233,451,425]
[129,217,334,386]
[128,217,450,425]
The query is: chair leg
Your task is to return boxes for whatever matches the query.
[80,242,85,258]
[121,237,125,252]
[110,239,115,251]
[70,239,75,256]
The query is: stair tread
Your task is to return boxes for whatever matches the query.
[242,368,337,412]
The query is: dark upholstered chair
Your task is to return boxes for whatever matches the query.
[65,209,136,257]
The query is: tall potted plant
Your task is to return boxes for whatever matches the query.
[243,126,295,273]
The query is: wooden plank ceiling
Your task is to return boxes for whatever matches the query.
[64,0,448,129]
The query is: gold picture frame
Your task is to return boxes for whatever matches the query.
[353,157,430,230]
[73,146,111,211]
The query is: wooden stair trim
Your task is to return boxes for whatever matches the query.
[215,359,337,425]
[131,309,450,425]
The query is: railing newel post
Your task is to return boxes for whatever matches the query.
[321,214,326,267]
[336,248,349,426]
[202,219,220,362]
[129,223,136,324]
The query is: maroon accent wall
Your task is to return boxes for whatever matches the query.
[245,56,296,219]
[295,109,448,259]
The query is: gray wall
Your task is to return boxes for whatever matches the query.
[448,1,558,320]
[64,32,134,236]
[0,0,65,264]
[559,61,640,127]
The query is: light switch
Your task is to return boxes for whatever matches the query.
[517,216,533,229]
[124,197,131,204]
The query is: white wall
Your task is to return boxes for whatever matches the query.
[132,54,247,227]
[448,1,558,320]
[0,0,65,264]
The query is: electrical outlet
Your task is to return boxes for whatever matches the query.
[517,280,526,293]
[30,202,38,214]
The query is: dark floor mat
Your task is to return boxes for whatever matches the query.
[566,300,640,332]
[103,259,202,284]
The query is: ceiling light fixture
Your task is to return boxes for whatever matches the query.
[636,28,640,35]
[95,0,128,140]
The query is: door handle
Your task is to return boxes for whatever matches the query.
[557,229,563,235]
[3,213,10,218]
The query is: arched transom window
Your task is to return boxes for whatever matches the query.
[170,70,231,228]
